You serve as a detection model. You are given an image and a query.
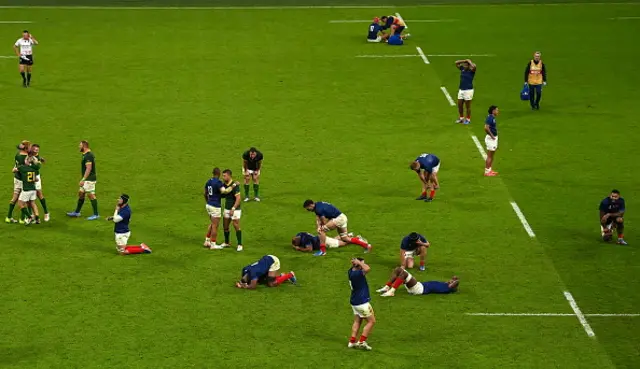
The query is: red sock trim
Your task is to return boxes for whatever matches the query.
[429,190,436,198]
[359,335,367,342]
[420,260,425,267]
[392,277,405,289]
[349,336,357,343]
[320,244,326,253]
[124,246,144,254]
[421,190,427,196]
[350,237,368,248]
[385,281,392,287]
[275,272,293,285]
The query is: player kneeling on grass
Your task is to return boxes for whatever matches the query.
[599,189,627,245]
[236,255,297,290]
[377,267,459,297]
[106,194,151,255]
[348,257,375,351]
[400,232,430,271]
[367,17,387,43]
[291,231,350,252]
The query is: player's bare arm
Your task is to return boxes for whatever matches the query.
[232,192,241,210]
[484,124,496,140]
[80,162,92,186]
[29,35,38,45]
[220,181,239,195]
[13,44,20,57]
[353,258,370,274]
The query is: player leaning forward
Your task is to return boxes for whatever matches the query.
[107,194,151,255]
[303,199,372,256]
[13,30,38,87]
[67,141,99,220]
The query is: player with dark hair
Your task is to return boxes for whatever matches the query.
[291,231,349,252]
[524,51,547,110]
[30,144,49,221]
[235,255,297,290]
[242,147,263,202]
[13,30,38,87]
[599,190,627,245]
[204,167,239,249]
[408,153,440,201]
[455,59,476,124]
[484,105,499,177]
[377,267,459,297]
[6,140,31,223]
[67,140,99,220]
[106,194,151,255]
[400,232,430,271]
[303,199,371,256]
[221,169,243,251]
[348,257,375,350]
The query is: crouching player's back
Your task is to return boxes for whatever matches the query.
[236,255,297,290]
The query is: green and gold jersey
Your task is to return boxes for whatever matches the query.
[81,150,97,181]
[19,163,40,191]
[223,182,241,210]
[14,152,28,180]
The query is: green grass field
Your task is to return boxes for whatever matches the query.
[1,2,640,368]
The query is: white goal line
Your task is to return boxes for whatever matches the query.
[466,313,640,317]
[330,19,458,23]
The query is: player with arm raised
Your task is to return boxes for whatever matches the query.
[106,194,151,255]
[599,189,627,245]
[303,199,371,256]
[377,267,459,297]
[235,255,297,290]
[6,140,30,224]
[455,59,476,124]
[409,153,440,202]
[242,147,263,202]
[291,231,349,252]
[400,232,430,271]
[347,258,375,351]
[67,141,99,220]
[14,30,38,87]
[30,144,50,221]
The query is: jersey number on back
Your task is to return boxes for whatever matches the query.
[369,25,375,32]
[207,186,213,196]
[27,172,35,183]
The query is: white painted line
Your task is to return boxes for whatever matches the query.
[416,47,430,64]
[470,135,488,160]
[466,313,575,316]
[564,291,596,338]
[427,54,495,57]
[0,21,33,23]
[440,86,455,107]
[586,314,640,317]
[510,201,536,238]
[609,16,640,20]
[356,54,419,58]
[395,12,408,29]
[329,19,458,23]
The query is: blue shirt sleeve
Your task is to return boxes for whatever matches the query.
[599,199,608,212]
[419,235,427,243]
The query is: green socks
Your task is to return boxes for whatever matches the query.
[224,231,230,243]
[75,198,85,213]
[39,198,48,214]
[236,230,242,245]
[253,184,259,197]
[90,199,99,215]
[20,207,28,220]
[244,184,250,197]
[8,202,15,218]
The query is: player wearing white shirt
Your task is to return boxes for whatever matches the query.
[13,30,38,87]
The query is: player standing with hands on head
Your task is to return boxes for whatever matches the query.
[524,51,547,110]
[13,30,38,88]
[106,194,151,255]
[347,258,375,351]
[242,147,263,202]
[67,141,99,220]
[455,59,476,124]
[484,106,499,177]
[599,190,627,245]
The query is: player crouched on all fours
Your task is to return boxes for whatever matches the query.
[236,255,297,290]
[599,189,627,245]
[106,194,151,255]
[377,267,459,297]
[291,231,354,252]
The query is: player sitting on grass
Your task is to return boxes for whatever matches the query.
[400,232,430,271]
[599,189,627,245]
[367,17,386,43]
[376,267,459,297]
[291,231,352,252]
[409,153,440,202]
[236,255,297,290]
[303,199,372,256]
